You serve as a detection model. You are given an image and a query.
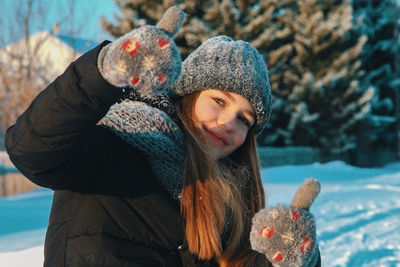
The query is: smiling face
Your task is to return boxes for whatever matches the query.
[192,89,256,160]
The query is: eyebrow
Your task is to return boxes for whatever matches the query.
[220,90,256,120]
[220,90,236,101]
[244,109,256,121]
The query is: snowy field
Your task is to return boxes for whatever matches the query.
[0,161,399,266]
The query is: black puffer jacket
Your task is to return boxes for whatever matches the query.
[5,42,217,267]
[6,42,322,267]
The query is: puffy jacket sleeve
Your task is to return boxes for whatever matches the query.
[4,41,149,193]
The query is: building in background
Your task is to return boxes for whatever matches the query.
[0,26,97,196]
[0,25,97,150]
[0,25,96,85]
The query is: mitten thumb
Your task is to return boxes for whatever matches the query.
[156,6,186,37]
[291,178,320,210]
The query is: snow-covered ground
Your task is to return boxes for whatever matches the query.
[1,161,399,266]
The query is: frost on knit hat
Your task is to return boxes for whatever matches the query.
[169,35,272,134]
[98,6,185,96]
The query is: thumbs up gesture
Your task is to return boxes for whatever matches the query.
[98,6,185,96]
[250,179,321,267]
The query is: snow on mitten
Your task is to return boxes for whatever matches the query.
[98,6,185,96]
[250,178,321,267]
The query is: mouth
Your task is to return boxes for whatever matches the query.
[204,128,227,146]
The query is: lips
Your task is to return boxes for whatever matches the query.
[205,128,227,146]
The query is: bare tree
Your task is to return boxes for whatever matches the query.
[0,0,97,135]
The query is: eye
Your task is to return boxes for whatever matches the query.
[238,116,251,127]
[213,97,225,106]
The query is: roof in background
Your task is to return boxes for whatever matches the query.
[53,33,97,54]
[0,30,98,86]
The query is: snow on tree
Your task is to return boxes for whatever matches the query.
[102,0,377,155]
[351,0,400,163]
[261,0,375,156]
[101,0,241,59]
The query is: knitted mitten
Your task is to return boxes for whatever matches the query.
[98,6,185,96]
[250,178,321,267]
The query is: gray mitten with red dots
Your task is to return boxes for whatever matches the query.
[98,6,185,96]
[250,178,321,267]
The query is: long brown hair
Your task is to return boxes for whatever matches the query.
[177,92,268,266]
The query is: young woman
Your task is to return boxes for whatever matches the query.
[5,6,320,267]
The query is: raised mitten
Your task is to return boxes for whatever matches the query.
[250,178,321,267]
[98,6,185,96]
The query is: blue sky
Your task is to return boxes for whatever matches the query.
[52,0,120,42]
[1,0,120,45]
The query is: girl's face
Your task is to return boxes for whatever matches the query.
[193,89,255,159]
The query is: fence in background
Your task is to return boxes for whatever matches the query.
[0,130,4,151]
[258,146,322,167]
[0,151,39,197]
[0,145,397,196]
[0,147,338,197]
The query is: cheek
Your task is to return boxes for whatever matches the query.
[195,103,216,123]
[193,101,207,125]
[232,131,247,148]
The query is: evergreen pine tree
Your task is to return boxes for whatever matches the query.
[102,0,372,155]
[351,0,400,165]
[258,0,372,155]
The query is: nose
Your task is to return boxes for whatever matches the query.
[217,111,236,132]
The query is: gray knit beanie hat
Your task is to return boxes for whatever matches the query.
[170,35,272,134]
